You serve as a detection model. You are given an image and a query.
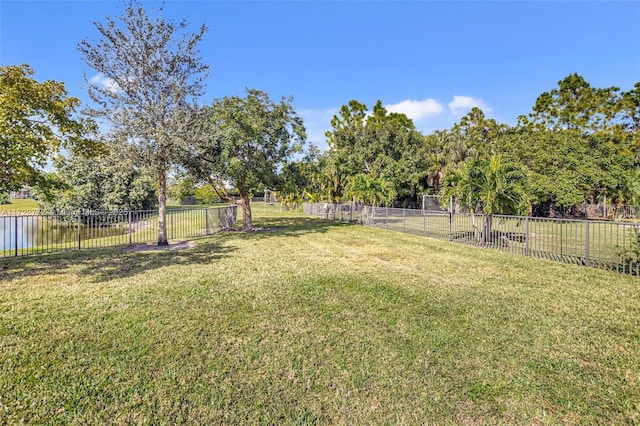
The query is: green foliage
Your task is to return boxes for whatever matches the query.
[343,173,396,207]
[169,176,197,204]
[194,185,221,205]
[313,75,639,214]
[525,73,640,138]
[441,154,528,215]
[323,100,428,204]
[272,144,328,204]
[620,82,640,133]
[452,107,505,156]
[38,143,157,212]
[496,128,636,213]
[79,1,208,244]
[0,64,99,193]
[0,192,9,204]
[184,89,305,229]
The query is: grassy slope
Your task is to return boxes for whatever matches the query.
[1,211,638,424]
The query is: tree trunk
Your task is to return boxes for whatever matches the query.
[482,214,493,245]
[239,191,253,230]
[157,161,169,246]
[472,213,480,243]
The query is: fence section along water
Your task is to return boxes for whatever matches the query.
[0,206,238,258]
[303,202,640,276]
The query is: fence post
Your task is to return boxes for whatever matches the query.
[423,212,426,236]
[585,221,590,267]
[14,216,18,257]
[205,208,209,235]
[448,211,453,241]
[403,209,406,233]
[128,211,132,244]
[170,212,174,240]
[386,207,389,229]
[77,213,81,250]
[525,217,530,257]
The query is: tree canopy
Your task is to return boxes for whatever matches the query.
[183,89,306,229]
[323,100,427,206]
[38,142,156,213]
[308,74,639,218]
[78,0,208,244]
[0,64,98,193]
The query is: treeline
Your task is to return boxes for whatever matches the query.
[3,1,638,246]
[22,71,640,222]
[37,74,639,221]
[280,74,640,218]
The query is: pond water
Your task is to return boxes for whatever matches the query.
[0,216,36,251]
[0,215,129,254]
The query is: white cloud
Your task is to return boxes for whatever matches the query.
[90,73,120,93]
[447,95,493,115]
[384,98,444,121]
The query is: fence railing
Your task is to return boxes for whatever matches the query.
[0,206,238,258]
[303,202,640,276]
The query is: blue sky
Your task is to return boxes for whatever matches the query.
[1,1,639,148]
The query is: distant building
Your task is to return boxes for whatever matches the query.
[9,186,32,199]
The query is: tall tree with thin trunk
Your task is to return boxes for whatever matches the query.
[78,1,208,245]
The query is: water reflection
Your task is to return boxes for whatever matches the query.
[0,216,34,250]
[0,214,129,253]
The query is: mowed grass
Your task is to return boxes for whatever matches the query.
[0,199,38,212]
[1,210,639,424]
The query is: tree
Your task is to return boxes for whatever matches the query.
[323,99,426,205]
[423,130,477,192]
[0,64,97,193]
[453,106,504,154]
[441,155,527,244]
[168,175,197,205]
[343,173,395,225]
[620,82,640,132]
[184,89,305,230]
[78,1,208,245]
[38,142,157,213]
[496,128,635,216]
[343,173,396,207]
[323,100,368,200]
[527,73,622,133]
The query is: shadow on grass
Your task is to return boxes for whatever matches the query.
[0,215,352,283]
[236,215,353,239]
[0,239,235,284]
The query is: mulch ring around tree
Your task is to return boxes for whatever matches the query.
[124,240,198,252]
[225,226,271,233]
[122,228,273,252]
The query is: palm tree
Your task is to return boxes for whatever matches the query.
[344,174,396,224]
[441,154,528,244]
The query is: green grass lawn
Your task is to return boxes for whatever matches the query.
[1,210,638,424]
[0,199,38,212]
[362,211,639,271]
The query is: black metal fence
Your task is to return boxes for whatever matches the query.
[0,206,237,258]
[303,202,640,276]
